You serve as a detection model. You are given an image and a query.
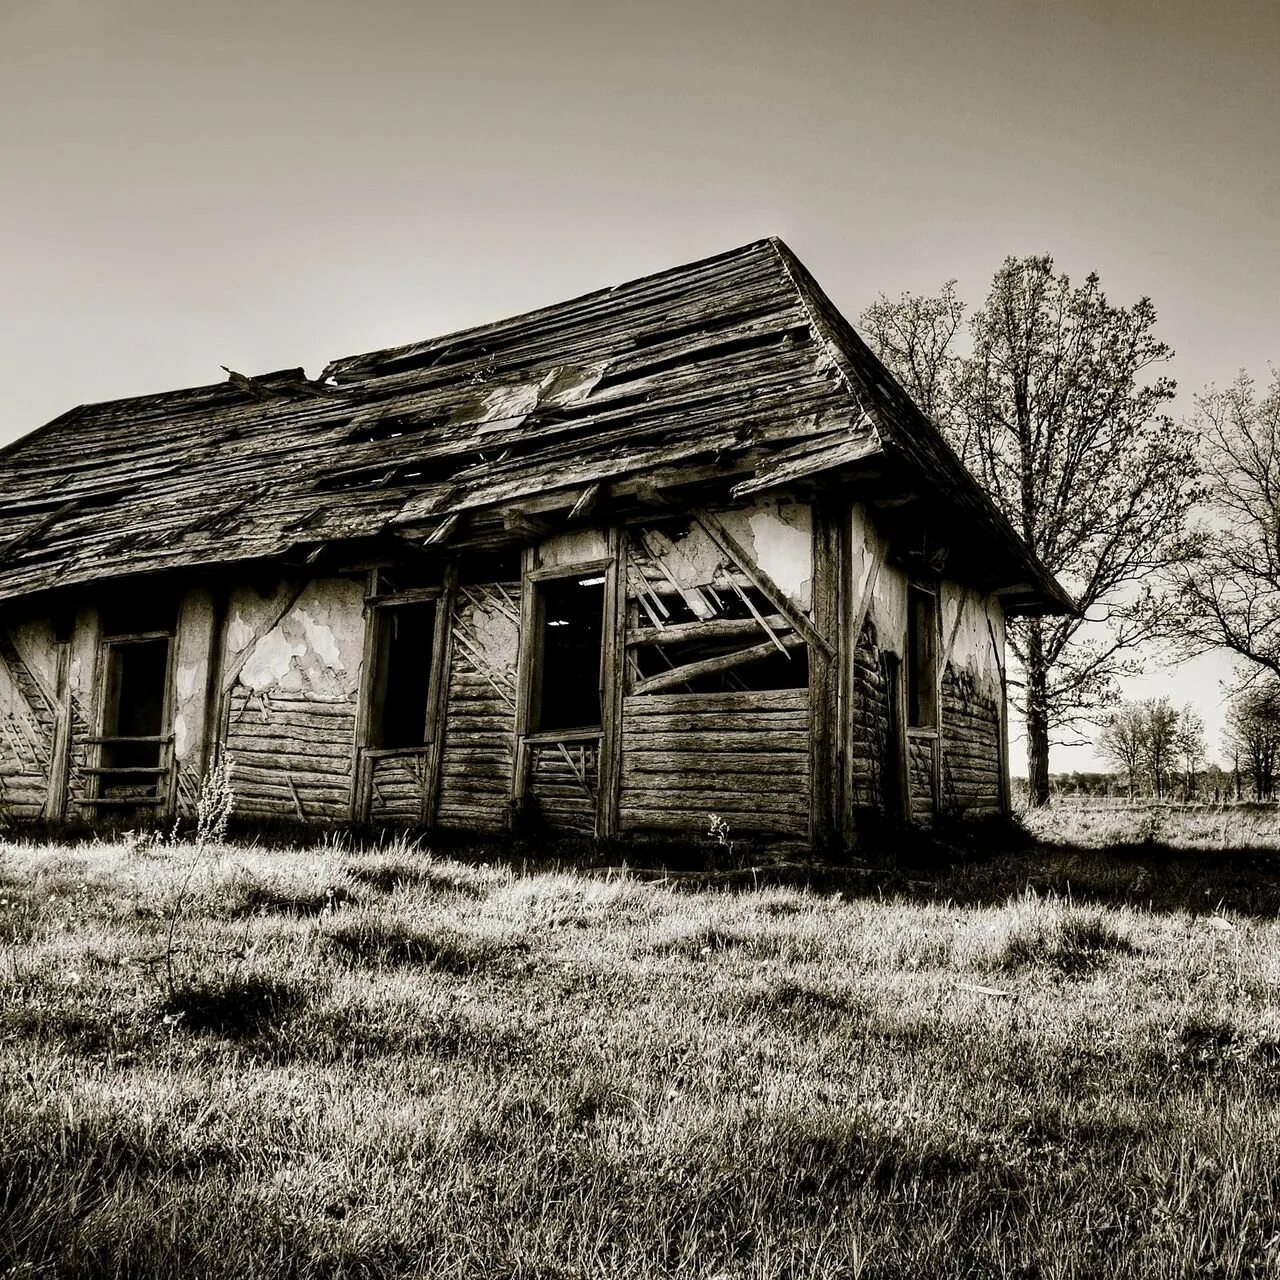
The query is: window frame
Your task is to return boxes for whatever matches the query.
[364,596,440,753]
[906,580,940,734]
[524,560,611,741]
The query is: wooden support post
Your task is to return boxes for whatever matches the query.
[172,584,221,820]
[809,500,841,852]
[509,546,539,830]
[597,528,626,840]
[45,638,72,823]
[421,562,458,828]
[351,570,380,822]
[66,605,101,817]
[839,515,884,845]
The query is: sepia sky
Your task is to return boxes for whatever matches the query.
[2,0,1278,771]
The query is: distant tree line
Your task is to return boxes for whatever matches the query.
[1097,697,1205,799]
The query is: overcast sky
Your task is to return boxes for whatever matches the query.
[2,0,1277,771]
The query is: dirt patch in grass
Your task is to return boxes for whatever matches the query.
[988,906,1138,976]
[216,878,360,919]
[730,979,854,1021]
[345,858,486,897]
[159,975,310,1037]
[323,915,523,974]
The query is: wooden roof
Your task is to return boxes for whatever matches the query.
[0,238,1072,614]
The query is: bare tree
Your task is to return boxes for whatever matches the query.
[1175,370,1280,677]
[1098,702,1146,798]
[861,257,1199,805]
[1140,697,1181,800]
[1224,682,1280,801]
[1174,705,1206,799]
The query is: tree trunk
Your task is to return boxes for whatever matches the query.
[1024,623,1051,807]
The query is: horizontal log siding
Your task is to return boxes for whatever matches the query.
[619,688,810,837]
[434,583,519,833]
[369,751,428,824]
[908,737,935,824]
[528,740,599,834]
[225,690,355,819]
[847,616,890,813]
[941,665,1002,816]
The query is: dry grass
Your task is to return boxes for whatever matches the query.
[2,828,1280,1277]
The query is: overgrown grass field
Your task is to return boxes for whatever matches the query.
[3,822,1280,1278]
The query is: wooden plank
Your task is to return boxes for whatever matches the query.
[569,482,601,520]
[620,730,811,752]
[422,561,458,827]
[618,768,809,794]
[630,633,804,696]
[619,808,804,834]
[622,750,809,774]
[621,711,809,734]
[619,787,809,814]
[624,614,790,647]
[621,688,807,715]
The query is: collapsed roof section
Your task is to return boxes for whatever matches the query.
[0,238,1073,615]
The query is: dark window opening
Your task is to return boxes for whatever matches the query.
[369,601,436,749]
[907,584,938,729]
[532,575,605,733]
[457,549,522,586]
[100,637,170,800]
[99,584,177,638]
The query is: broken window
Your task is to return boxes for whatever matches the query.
[368,601,436,749]
[531,574,605,733]
[625,519,809,695]
[907,583,938,729]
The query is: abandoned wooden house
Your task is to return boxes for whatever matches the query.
[0,238,1071,847]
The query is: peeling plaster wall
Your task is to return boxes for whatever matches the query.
[222,577,364,821]
[938,582,1005,817]
[533,528,608,572]
[717,499,812,612]
[172,588,218,816]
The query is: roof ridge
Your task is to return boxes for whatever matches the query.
[321,237,783,385]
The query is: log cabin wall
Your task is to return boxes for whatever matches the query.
[841,503,1010,834]
[218,576,364,822]
[434,577,520,832]
[615,500,815,843]
[937,584,1007,817]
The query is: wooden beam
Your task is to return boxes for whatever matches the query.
[630,632,804,697]
[809,499,841,851]
[503,508,549,540]
[597,527,626,840]
[424,512,462,546]
[625,614,790,647]
[421,562,458,828]
[987,615,1011,814]
[0,499,81,565]
[569,482,601,521]
[692,510,835,660]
